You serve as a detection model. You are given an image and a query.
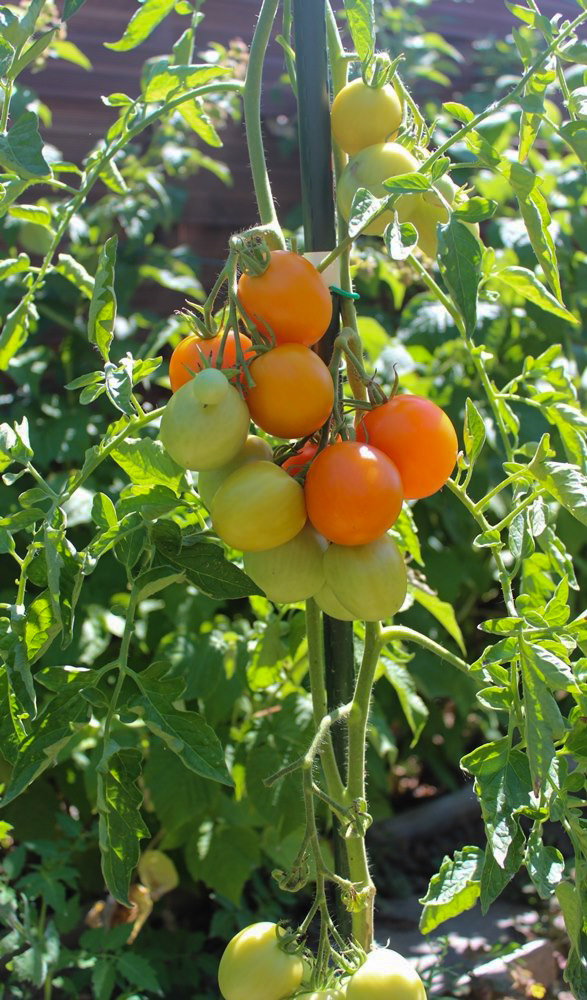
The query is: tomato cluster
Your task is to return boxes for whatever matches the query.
[217,922,426,1000]
[161,251,457,623]
[333,77,479,257]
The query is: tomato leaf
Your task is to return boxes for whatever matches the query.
[110,437,185,493]
[88,236,117,362]
[464,398,486,466]
[105,0,177,52]
[419,846,483,934]
[0,299,38,371]
[152,521,262,599]
[410,586,466,654]
[97,744,149,905]
[437,218,482,336]
[493,266,577,324]
[342,0,375,63]
[0,112,51,180]
[383,218,418,261]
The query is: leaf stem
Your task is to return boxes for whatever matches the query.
[379,625,470,676]
[305,598,346,802]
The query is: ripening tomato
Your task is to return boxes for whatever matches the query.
[198,435,273,508]
[137,851,179,900]
[211,461,306,552]
[331,77,402,155]
[357,395,458,499]
[346,948,426,1000]
[324,535,407,622]
[243,523,327,603]
[283,437,342,477]
[337,142,420,236]
[238,251,333,347]
[246,344,334,439]
[169,330,254,392]
[159,370,250,471]
[314,582,355,621]
[398,176,481,258]
[218,922,304,1000]
[304,441,403,546]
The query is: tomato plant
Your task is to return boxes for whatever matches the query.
[211,461,307,551]
[246,343,334,438]
[346,949,426,1000]
[159,369,250,470]
[304,442,404,545]
[237,251,333,347]
[357,395,458,499]
[243,523,327,603]
[331,77,402,154]
[169,330,254,391]
[218,922,304,1000]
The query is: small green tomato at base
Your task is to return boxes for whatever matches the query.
[323,534,407,623]
[346,948,426,1000]
[159,370,250,471]
[314,582,356,622]
[243,523,327,603]
[137,850,179,900]
[218,922,304,1000]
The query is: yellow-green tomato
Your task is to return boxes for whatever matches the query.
[218,922,304,1000]
[243,523,327,603]
[314,582,355,622]
[337,142,419,236]
[346,949,426,1000]
[159,373,249,471]
[306,991,347,999]
[137,850,179,900]
[331,77,402,155]
[399,176,479,258]
[191,366,231,406]
[324,535,407,622]
[211,461,306,552]
[198,435,273,508]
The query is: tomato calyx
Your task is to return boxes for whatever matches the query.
[231,232,273,278]
[361,51,403,90]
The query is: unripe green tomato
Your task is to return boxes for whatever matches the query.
[159,375,250,471]
[137,850,179,899]
[211,461,306,552]
[198,435,273,508]
[314,582,355,622]
[337,142,420,236]
[331,77,402,155]
[306,991,347,999]
[324,535,407,622]
[218,922,304,1000]
[346,948,426,1000]
[191,367,231,406]
[399,176,480,258]
[243,523,327,603]
[17,221,53,256]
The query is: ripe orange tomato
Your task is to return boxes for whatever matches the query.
[357,395,458,499]
[304,441,403,546]
[238,251,333,348]
[169,331,253,392]
[246,344,334,439]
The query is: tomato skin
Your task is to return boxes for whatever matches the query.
[304,441,404,546]
[198,435,273,508]
[324,535,407,622]
[247,344,334,439]
[238,251,333,348]
[169,331,253,392]
[283,437,341,477]
[137,850,179,900]
[159,374,250,471]
[243,523,327,603]
[218,922,304,1000]
[211,461,307,552]
[346,949,426,1000]
[337,142,419,236]
[306,992,347,999]
[357,395,458,499]
[331,78,402,155]
[315,582,356,621]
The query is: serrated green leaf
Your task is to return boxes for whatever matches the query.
[0,298,38,370]
[464,398,486,465]
[493,266,577,324]
[105,0,176,52]
[462,738,534,865]
[0,34,14,76]
[152,521,262,600]
[53,253,94,297]
[443,101,475,124]
[526,830,565,899]
[0,112,50,180]
[110,437,185,492]
[419,846,483,934]
[343,0,375,62]
[142,63,230,102]
[63,0,89,19]
[97,745,149,905]
[509,163,561,300]
[480,826,525,913]
[410,586,466,654]
[382,657,428,744]
[88,236,117,361]
[437,218,482,336]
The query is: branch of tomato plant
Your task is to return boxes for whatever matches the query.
[423,8,587,172]
[243,0,286,249]
[379,625,471,677]
[305,598,347,803]
[102,585,140,746]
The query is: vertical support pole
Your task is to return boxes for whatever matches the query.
[293,0,355,937]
